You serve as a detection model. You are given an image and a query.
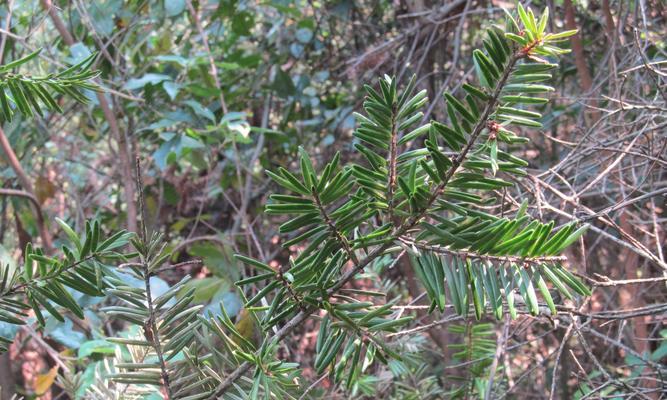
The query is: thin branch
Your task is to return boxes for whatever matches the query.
[399,236,568,264]
[572,320,654,399]
[580,273,667,287]
[185,0,228,114]
[387,103,399,222]
[3,253,98,296]
[312,189,359,265]
[213,47,525,397]
[484,316,510,400]
[297,374,328,400]
[134,157,172,399]
[0,189,41,214]
[401,52,521,231]
[0,128,53,252]
[40,0,137,234]
[386,313,464,338]
[40,0,75,44]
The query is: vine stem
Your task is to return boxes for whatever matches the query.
[213,51,523,397]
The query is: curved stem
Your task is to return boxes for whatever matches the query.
[0,128,53,252]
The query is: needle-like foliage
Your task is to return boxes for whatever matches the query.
[0,4,594,399]
[0,49,100,122]
[216,4,588,397]
[0,220,132,352]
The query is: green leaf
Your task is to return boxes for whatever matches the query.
[462,83,489,101]
[540,264,574,300]
[537,6,549,34]
[515,63,558,73]
[298,147,316,189]
[517,3,537,34]
[432,121,464,150]
[505,32,530,46]
[501,95,549,104]
[497,114,542,127]
[233,255,275,274]
[517,266,539,316]
[510,73,552,83]
[489,140,498,175]
[398,123,431,146]
[503,84,554,93]
[245,281,280,307]
[266,169,309,195]
[548,224,589,255]
[473,50,499,84]
[499,266,517,319]
[444,93,476,124]
[367,316,413,332]
[55,218,82,252]
[271,69,296,97]
[545,29,579,40]
[533,267,556,315]
[467,261,485,320]
[31,288,64,322]
[552,265,591,296]
[97,230,132,252]
[446,259,466,315]
[482,263,502,320]
[0,49,42,73]
[78,339,115,358]
[503,8,521,33]
[315,331,345,373]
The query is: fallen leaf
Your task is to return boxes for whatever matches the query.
[34,366,58,396]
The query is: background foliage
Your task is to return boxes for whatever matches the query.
[0,0,665,399]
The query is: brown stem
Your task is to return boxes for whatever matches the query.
[0,353,15,400]
[213,50,524,398]
[387,106,398,221]
[601,0,618,44]
[143,268,172,399]
[134,157,172,398]
[399,237,568,264]
[185,0,228,114]
[40,0,75,45]
[563,0,599,122]
[40,0,137,234]
[4,253,98,296]
[403,52,521,227]
[312,189,359,265]
[618,213,656,396]
[0,127,53,252]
